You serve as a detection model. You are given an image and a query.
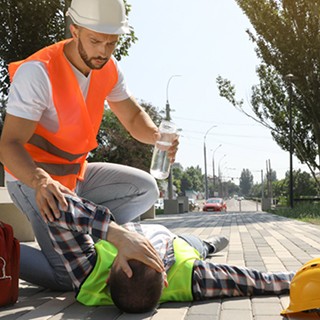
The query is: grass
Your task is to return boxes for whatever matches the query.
[155,208,164,215]
[270,201,320,225]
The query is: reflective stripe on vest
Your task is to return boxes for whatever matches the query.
[29,134,87,162]
[7,40,118,190]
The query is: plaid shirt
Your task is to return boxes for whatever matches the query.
[48,195,293,299]
[48,195,175,290]
[192,261,293,299]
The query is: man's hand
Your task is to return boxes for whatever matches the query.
[168,135,179,164]
[107,222,165,278]
[33,169,75,223]
[153,131,179,164]
[0,114,75,223]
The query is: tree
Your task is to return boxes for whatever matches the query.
[272,179,288,199]
[269,169,277,182]
[172,166,204,196]
[217,0,320,188]
[88,101,163,172]
[180,173,193,196]
[185,166,203,192]
[250,182,263,198]
[172,166,183,195]
[226,180,240,197]
[239,169,254,196]
[286,169,318,198]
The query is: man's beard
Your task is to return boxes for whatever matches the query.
[78,38,109,70]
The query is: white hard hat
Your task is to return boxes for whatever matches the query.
[66,0,130,35]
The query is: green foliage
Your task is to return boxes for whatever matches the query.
[239,168,254,196]
[172,166,183,194]
[271,201,320,223]
[225,180,240,196]
[184,166,203,192]
[288,169,318,197]
[174,166,203,195]
[277,195,288,207]
[180,173,193,195]
[269,169,277,182]
[88,101,163,172]
[113,2,138,61]
[215,180,240,199]
[250,182,263,198]
[276,169,317,199]
[0,0,66,96]
[155,208,164,215]
[250,169,318,200]
[217,0,320,184]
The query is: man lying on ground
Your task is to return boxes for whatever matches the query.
[46,195,294,313]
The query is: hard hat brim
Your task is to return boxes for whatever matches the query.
[66,9,132,35]
[281,310,320,318]
[280,307,293,315]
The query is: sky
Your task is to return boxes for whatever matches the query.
[120,0,309,184]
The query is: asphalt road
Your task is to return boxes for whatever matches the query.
[225,198,261,212]
[196,198,261,212]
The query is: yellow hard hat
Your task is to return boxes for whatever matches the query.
[281,258,320,315]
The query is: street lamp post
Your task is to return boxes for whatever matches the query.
[203,125,217,199]
[212,144,222,190]
[261,169,264,204]
[165,75,181,200]
[285,74,296,209]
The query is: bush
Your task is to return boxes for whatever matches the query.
[155,208,164,215]
[277,196,288,207]
[271,202,320,221]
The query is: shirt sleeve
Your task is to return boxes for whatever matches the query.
[47,195,113,289]
[57,195,112,239]
[7,61,51,121]
[106,57,132,102]
[128,223,176,270]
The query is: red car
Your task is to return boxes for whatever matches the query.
[203,198,227,212]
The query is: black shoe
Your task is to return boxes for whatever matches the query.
[204,236,229,256]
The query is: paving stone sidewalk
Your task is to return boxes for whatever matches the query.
[1,210,320,320]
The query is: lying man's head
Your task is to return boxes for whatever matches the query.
[108,259,164,313]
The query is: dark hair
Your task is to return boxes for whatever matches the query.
[108,259,163,313]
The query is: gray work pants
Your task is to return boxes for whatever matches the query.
[7,162,159,291]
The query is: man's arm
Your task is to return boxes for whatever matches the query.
[108,96,159,145]
[0,114,74,221]
[107,222,164,277]
[49,195,165,279]
[108,96,179,162]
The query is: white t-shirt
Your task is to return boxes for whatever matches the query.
[6,56,131,132]
[134,223,175,260]
[5,56,131,181]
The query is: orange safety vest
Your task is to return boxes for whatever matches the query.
[7,40,118,190]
